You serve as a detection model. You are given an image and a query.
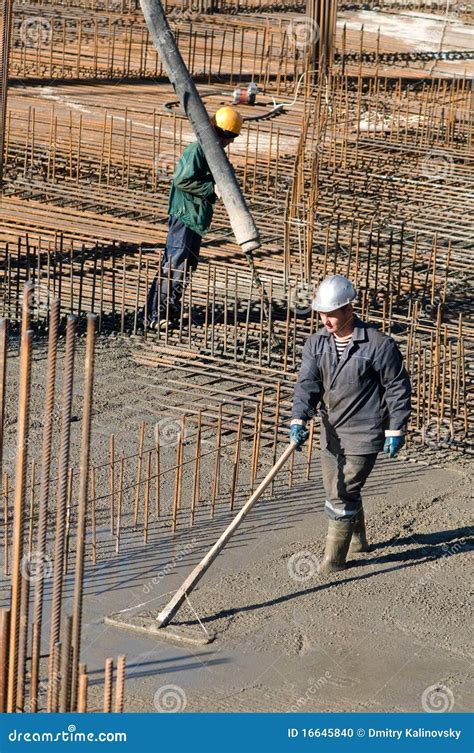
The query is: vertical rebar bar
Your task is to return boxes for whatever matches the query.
[0,318,7,485]
[109,434,115,536]
[103,658,114,713]
[116,453,124,556]
[144,450,151,544]
[191,409,201,525]
[70,314,96,712]
[0,0,14,192]
[59,615,73,713]
[47,315,77,709]
[114,655,126,713]
[133,421,145,526]
[7,322,32,713]
[16,571,30,712]
[77,670,88,713]
[0,609,10,712]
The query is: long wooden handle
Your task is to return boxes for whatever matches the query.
[157,442,297,627]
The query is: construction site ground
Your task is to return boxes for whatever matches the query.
[1,336,472,713]
[1,0,473,719]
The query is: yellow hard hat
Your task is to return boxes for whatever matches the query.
[212,106,243,137]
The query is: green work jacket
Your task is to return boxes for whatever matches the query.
[167,141,216,236]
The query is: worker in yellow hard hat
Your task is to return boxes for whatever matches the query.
[147,106,243,330]
[211,106,244,141]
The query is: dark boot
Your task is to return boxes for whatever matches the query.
[318,519,354,574]
[349,508,370,553]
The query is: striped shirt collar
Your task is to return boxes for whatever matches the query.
[319,315,367,342]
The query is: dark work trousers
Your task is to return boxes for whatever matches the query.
[320,446,378,520]
[147,216,202,323]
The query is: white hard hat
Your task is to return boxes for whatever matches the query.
[312,275,357,313]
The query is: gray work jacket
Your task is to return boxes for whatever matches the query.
[292,317,411,454]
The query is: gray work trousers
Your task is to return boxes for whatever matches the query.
[320,447,378,520]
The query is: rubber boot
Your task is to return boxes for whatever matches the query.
[318,519,354,574]
[349,508,370,553]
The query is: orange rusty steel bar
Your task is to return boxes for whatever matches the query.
[0,318,7,484]
[30,298,60,713]
[0,0,14,191]
[7,323,33,712]
[114,655,126,713]
[70,314,97,712]
[77,670,88,713]
[47,315,78,709]
[0,608,10,713]
[103,658,114,713]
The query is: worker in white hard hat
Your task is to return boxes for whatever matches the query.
[146,107,244,329]
[290,274,411,573]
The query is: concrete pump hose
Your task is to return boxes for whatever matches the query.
[139,0,261,253]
